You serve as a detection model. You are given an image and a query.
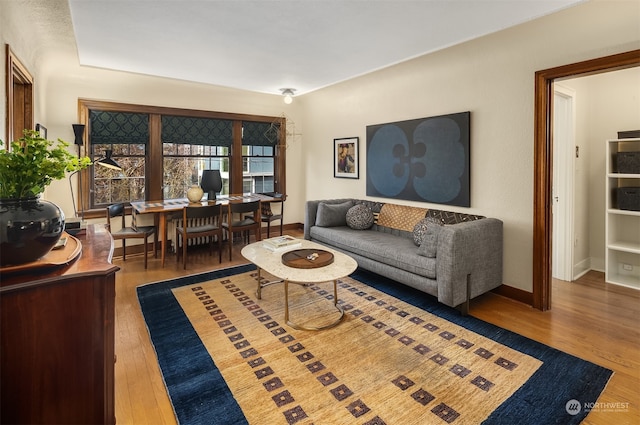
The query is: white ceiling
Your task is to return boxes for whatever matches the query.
[68,0,584,97]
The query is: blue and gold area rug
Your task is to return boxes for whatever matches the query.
[138,265,612,425]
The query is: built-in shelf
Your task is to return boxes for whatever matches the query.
[607,241,640,254]
[607,208,640,216]
[605,138,640,289]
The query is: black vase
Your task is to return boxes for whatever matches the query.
[0,197,65,266]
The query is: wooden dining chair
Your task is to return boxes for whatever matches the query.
[260,193,285,238]
[105,203,157,269]
[222,200,261,261]
[175,204,223,269]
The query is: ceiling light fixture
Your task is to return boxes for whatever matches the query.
[281,88,296,104]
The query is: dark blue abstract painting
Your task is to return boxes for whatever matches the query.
[366,112,470,207]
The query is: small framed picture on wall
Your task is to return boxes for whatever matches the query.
[334,137,359,179]
[35,123,47,139]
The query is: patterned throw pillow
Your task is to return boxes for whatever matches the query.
[378,204,428,232]
[417,217,444,257]
[418,228,440,257]
[413,218,430,246]
[413,216,443,246]
[346,204,375,230]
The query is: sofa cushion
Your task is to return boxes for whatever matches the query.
[315,201,354,227]
[310,226,436,279]
[346,204,374,230]
[377,203,428,232]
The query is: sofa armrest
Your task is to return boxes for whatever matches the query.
[304,199,355,239]
[436,218,503,308]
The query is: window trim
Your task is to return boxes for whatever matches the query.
[77,99,286,218]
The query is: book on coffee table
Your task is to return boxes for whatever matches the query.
[262,235,302,251]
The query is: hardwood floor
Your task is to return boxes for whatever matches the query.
[472,272,640,425]
[113,232,639,424]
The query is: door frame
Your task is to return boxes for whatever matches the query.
[5,45,34,146]
[533,49,640,310]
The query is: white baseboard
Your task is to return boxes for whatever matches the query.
[572,257,604,280]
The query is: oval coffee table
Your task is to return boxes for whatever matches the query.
[241,239,357,330]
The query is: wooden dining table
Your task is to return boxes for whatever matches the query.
[130,193,280,267]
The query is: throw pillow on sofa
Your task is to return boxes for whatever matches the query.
[378,203,428,232]
[346,204,374,230]
[412,218,429,246]
[413,216,444,245]
[417,218,444,258]
[316,201,353,227]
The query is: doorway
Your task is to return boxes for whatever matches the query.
[533,49,640,311]
[552,85,576,282]
[5,45,34,145]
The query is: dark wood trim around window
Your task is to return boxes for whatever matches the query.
[533,49,640,311]
[77,99,286,216]
[5,45,34,146]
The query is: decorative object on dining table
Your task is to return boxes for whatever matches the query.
[186,185,204,203]
[200,169,223,201]
[0,130,91,266]
[281,248,334,268]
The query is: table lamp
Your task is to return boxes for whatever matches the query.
[201,169,222,201]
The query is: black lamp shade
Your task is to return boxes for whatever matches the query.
[96,150,123,170]
[201,169,222,200]
[72,124,85,145]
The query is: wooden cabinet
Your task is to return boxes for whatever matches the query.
[1,225,119,424]
[605,138,640,288]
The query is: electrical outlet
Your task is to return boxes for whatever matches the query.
[622,263,633,271]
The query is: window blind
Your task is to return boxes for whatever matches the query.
[90,110,149,144]
[242,121,280,146]
[162,115,233,147]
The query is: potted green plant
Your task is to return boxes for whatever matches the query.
[0,130,91,266]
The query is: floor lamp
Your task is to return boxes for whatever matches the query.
[66,124,87,234]
[73,125,86,215]
[67,126,124,226]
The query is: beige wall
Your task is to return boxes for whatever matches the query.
[2,0,639,293]
[300,0,639,291]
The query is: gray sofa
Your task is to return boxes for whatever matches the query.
[304,199,503,314]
